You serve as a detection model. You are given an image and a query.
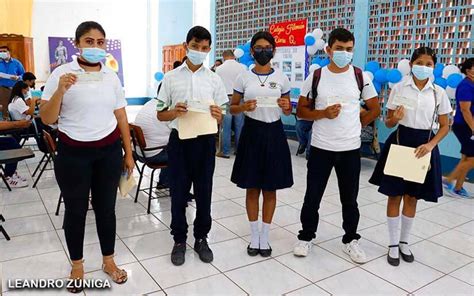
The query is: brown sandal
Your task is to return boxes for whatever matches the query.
[67,259,84,294]
[102,255,128,284]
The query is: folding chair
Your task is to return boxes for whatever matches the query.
[129,124,168,214]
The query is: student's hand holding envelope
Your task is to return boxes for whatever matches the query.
[173,102,188,118]
[242,99,257,112]
[58,73,77,93]
[414,142,434,159]
[393,105,405,122]
[324,104,342,119]
[277,98,291,111]
[210,105,223,124]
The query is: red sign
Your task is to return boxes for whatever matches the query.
[269,19,307,47]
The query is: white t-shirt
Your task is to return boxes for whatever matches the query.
[215,59,247,95]
[233,69,291,123]
[134,98,171,158]
[8,96,30,120]
[301,66,378,152]
[157,62,229,130]
[42,59,127,141]
[387,76,452,130]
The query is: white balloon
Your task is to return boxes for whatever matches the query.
[307,43,319,56]
[312,28,324,40]
[233,48,244,59]
[364,71,374,81]
[314,39,325,51]
[323,42,329,54]
[397,59,411,76]
[442,64,461,79]
[249,63,256,70]
[309,64,321,73]
[446,86,456,99]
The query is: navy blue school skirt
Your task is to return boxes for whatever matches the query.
[452,123,474,157]
[369,125,443,202]
[231,116,293,191]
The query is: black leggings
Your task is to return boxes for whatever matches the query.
[55,140,123,261]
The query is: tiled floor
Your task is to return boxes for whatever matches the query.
[0,138,473,296]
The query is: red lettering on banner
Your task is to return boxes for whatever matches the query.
[269,19,307,47]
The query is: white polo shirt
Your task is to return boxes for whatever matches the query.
[387,76,452,130]
[234,69,291,123]
[215,59,247,95]
[42,59,127,141]
[134,98,171,158]
[301,66,378,152]
[8,96,31,120]
[157,62,228,130]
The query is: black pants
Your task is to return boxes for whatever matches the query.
[168,130,215,243]
[0,137,20,177]
[55,140,123,260]
[298,147,362,244]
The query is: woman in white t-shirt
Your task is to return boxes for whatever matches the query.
[230,31,293,257]
[369,47,452,266]
[40,21,134,292]
[8,81,36,121]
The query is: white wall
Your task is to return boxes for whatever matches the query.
[32,0,158,98]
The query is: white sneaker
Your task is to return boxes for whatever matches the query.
[293,240,312,257]
[3,177,28,188]
[13,172,27,182]
[343,239,368,264]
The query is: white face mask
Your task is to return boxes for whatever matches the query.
[186,49,208,66]
[0,52,9,60]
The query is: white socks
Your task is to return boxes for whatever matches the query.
[260,222,271,250]
[387,216,400,258]
[249,221,259,248]
[400,215,414,254]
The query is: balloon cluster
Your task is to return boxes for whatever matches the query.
[305,28,327,56]
[308,56,330,73]
[233,39,255,69]
[363,59,463,96]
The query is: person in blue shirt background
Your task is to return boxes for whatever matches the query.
[0,45,25,88]
[444,57,474,198]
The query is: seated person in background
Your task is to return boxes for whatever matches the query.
[0,119,31,188]
[8,81,36,121]
[22,72,37,94]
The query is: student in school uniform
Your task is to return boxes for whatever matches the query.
[40,21,134,292]
[369,47,452,266]
[443,58,474,198]
[293,28,381,263]
[157,26,228,266]
[8,81,36,121]
[230,31,293,257]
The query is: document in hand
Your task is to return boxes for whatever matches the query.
[392,95,418,110]
[75,72,104,83]
[0,72,16,79]
[178,99,217,140]
[119,172,136,198]
[383,144,431,184]
[256,96,279,108]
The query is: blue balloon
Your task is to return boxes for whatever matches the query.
[320,58,330,67]
[433,63,444,77]
[365,61,380,74]
[243,42,251,52]
[374,69,389,84]
[304,35,316,46]
[447,73,463,88]
[154,72,164,82]
[434,77,447,89]
[312,56,322,65]
[387,69,403,83]
[373,81,382,94]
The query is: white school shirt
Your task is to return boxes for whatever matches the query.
[301,65,378,152]
[134,98,171,158]
[233,69,291,123]
[42,59,127,141]
[215,59,247,95]
[8,96,30,120]
[157,62,229,130]
[386,76,452,130]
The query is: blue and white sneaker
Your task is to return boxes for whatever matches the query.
[454,188,473,199]
[442,178,454,190]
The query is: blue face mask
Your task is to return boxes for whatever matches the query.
[412,65,433,81]
[81,48,107,63]
[187,49,208,66]
[332,51,353,68]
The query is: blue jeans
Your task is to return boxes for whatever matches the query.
[295,119,312,157]
[222,112,244,156]
[0,137,21,177]
[146,148,169,186]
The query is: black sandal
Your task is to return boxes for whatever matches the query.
[387,245,400,266]
[399,241,414,263]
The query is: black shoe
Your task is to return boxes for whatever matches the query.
[156,183,168,190]
[247,244,259,257]
[259,245,272,257]
[387,245,400,266]
[399,241,415,263]
[171,243,186,266]
[194,239,213,263]
[297,144,306,155]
